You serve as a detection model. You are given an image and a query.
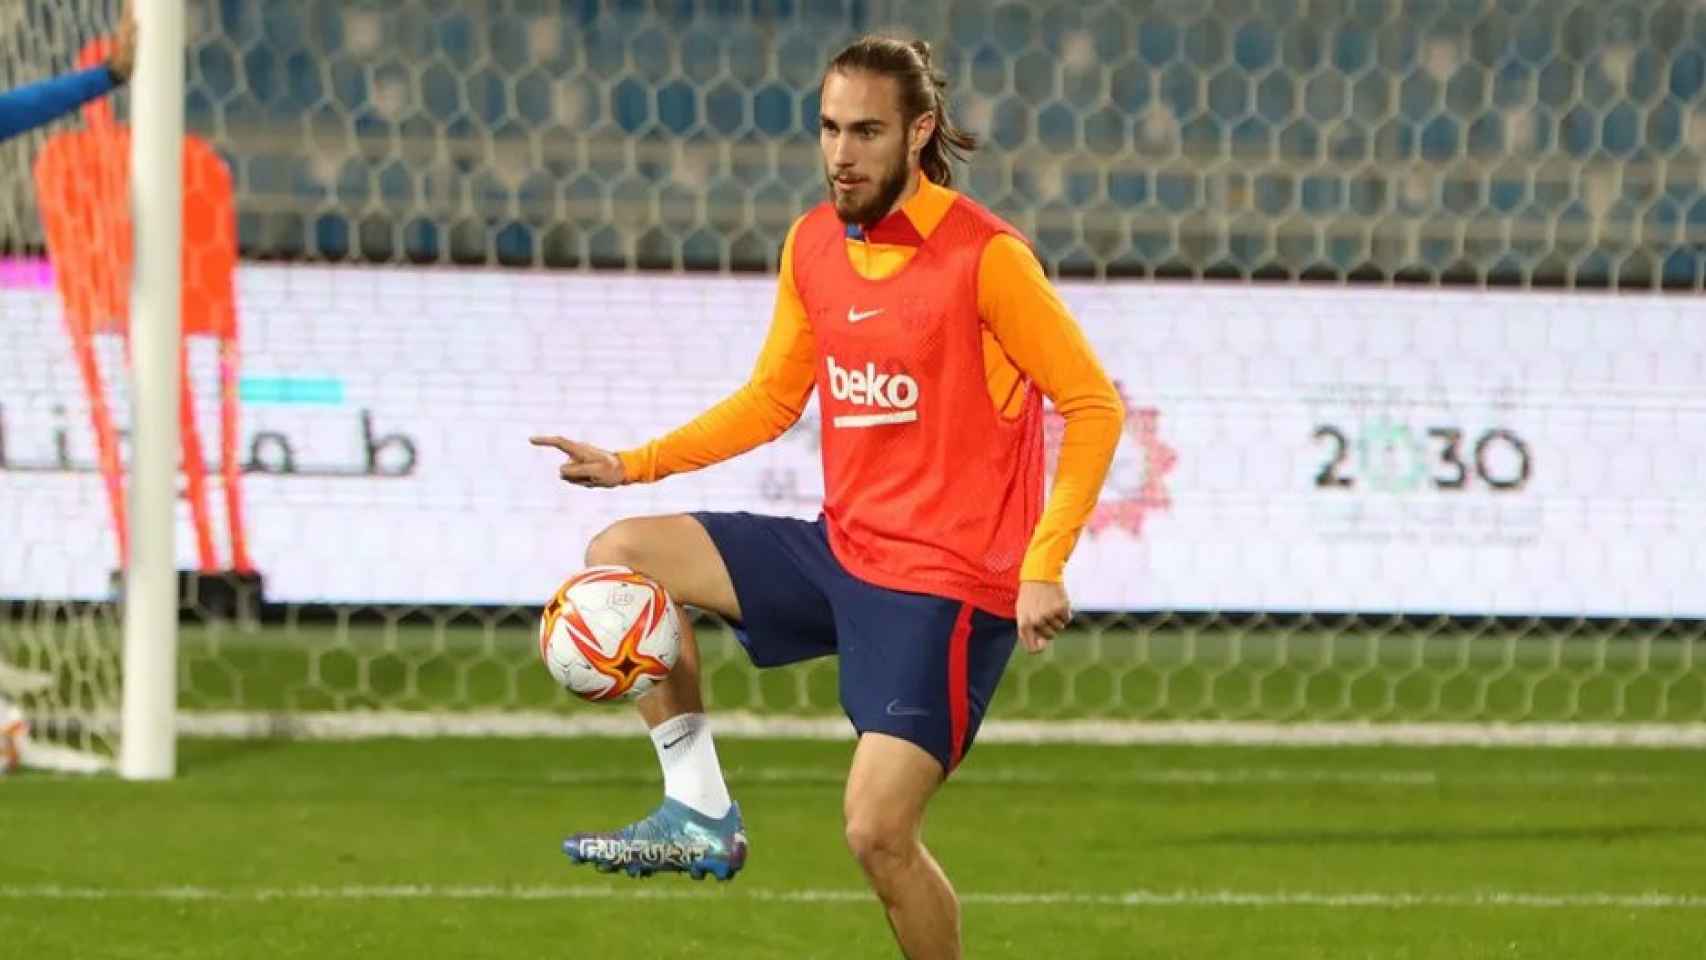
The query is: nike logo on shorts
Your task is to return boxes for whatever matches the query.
[884,698,930,718]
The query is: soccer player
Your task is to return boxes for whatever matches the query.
[0,4,135,143]
[531,34,1124,959]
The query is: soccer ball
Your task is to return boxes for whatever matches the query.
[538,565,680,702]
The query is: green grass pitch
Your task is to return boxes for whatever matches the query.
[6,737,1706,958]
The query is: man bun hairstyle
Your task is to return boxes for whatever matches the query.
[827,35,980,186]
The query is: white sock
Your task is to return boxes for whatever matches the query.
[649,712,733,819]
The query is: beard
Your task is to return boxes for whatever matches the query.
[827,145,912,228]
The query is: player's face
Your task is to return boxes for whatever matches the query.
[819,70,922,227]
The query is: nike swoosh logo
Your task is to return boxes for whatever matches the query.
[847,307,884,324]
[660,734,690,750]
[885,698,930,718]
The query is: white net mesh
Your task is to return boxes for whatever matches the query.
[80,0,1697,286]
[2,0,1704,755]
[1,0,127,765]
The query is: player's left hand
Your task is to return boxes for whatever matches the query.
[1016,580,1071,654]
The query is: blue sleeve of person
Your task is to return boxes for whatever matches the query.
[0,65,116,143]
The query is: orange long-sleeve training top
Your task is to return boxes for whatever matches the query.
[618,174,1125,584]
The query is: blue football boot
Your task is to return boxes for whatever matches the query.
[563,797,748,881]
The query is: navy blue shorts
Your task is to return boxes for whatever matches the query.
[691,512,1016,774]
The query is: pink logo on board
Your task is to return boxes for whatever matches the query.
[1043,381,1176,539]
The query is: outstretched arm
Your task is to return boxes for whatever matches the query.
[0,68,114,142]
[533,223,817,487]
[0,4,135,143]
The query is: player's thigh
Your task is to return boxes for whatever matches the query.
[837,596,1017,775]
[843,732,943,849]
[583,514,740,621]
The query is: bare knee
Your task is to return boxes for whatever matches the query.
[579,514,740,622]
[844,808,918,878]
[584,519,650,570]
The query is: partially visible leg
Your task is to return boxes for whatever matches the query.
[566,512,839,881]
[585,514,739,817]
[0,693,23,774]
[584,514,741,722]
[563,515,747,879]
[843,733,959,960]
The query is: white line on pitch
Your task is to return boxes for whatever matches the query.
[170,712,1706,749]
[520,766,1689,788]
[1,885,1703,909]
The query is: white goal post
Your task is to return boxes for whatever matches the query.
[118,0,186,781]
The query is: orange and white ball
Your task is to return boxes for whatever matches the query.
[539,565,680,701]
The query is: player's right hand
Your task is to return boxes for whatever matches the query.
[108,1,137,83]
[1016,580,1071,654]
[529,436,625,488]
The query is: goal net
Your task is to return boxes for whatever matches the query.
[3,1,1703,770]
[0,0,124,772]
[2,0,248,772]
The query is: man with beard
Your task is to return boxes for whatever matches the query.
[530,34,1124,959]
